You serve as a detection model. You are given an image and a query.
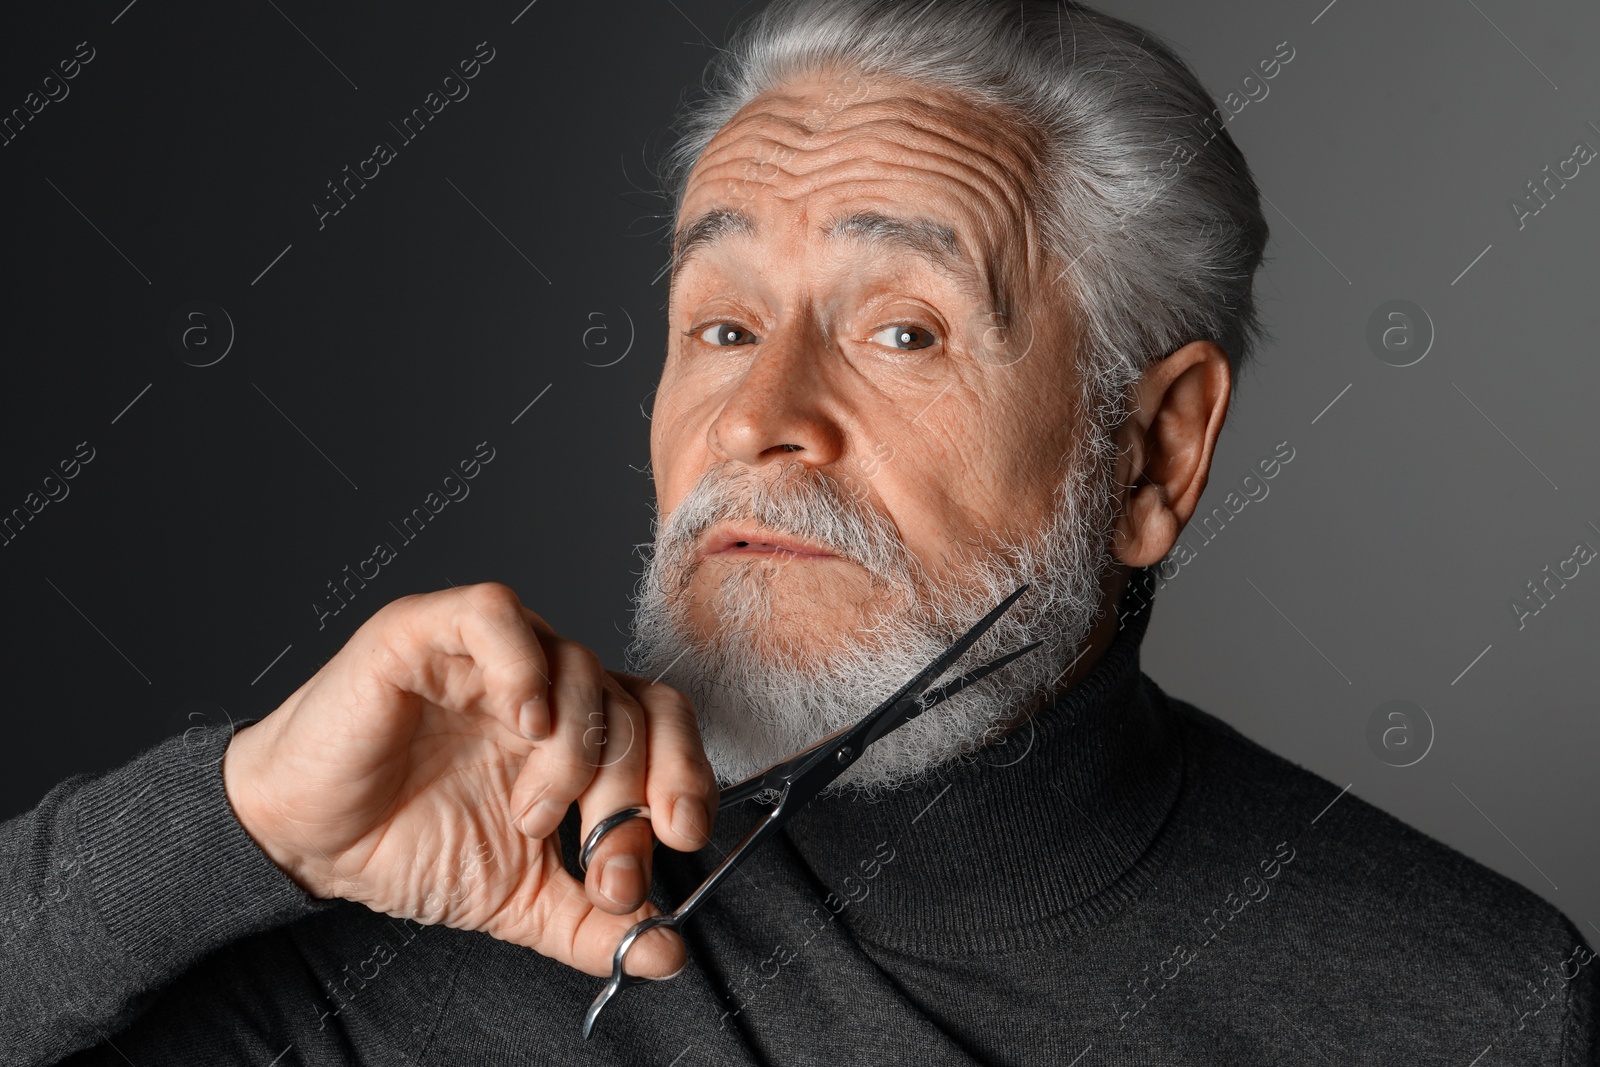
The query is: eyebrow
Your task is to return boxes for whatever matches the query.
[669,207,756,280]
[668,206,1001,313]
[827,210,1004,313]
[823,209,965,272]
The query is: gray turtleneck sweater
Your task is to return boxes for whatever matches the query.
[3,580,1594,1065]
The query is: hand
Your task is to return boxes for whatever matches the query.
[220,582,718,978]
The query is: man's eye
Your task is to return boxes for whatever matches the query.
[869,324,937,351]
[698,323,758,346]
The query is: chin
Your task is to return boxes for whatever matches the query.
[684,553,902,665]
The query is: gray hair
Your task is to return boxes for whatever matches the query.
[658,0,1270,429]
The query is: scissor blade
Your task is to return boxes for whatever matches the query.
[860,639,1043,750]
[845,583,1031,742]
[713,586,1035,820]
[717,764,790,809]
[921,639,1043,707]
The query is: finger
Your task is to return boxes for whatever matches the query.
[507,636,606,840]
[575,684,653,914]
[491,842,685,979]
[611,672,719,852]
[393,582,553,742]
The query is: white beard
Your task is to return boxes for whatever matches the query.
[627,433,1121,796]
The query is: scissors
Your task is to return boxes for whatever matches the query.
[578,583,1041,1038]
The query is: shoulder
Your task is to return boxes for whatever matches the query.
[1162,682,1556,928]
[1153,680,1596,1063]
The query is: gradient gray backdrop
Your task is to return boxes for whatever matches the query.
[1,0,1593,940]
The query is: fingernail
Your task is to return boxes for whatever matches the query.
[624,927,684,979]
[518,697,547,741]
[650,959,687,982]
[598,854,642,906]
[671,798,708,847]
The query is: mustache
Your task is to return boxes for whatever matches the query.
[652,463,921,586]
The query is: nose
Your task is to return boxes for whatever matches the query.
[707,326,845,469]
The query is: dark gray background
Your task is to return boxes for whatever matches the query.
[1,0,1593,939]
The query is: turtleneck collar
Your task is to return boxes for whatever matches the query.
[780,568,1184,956]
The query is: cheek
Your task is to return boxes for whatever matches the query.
[867,393,1002,549]
[649,408,689,514]
[902,383,1010,485]
[651,368,719,509]
[902,384,1068,537]
[987,357,1080,477]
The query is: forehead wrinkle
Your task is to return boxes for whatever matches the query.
[795,150,1022,319]
[755,85,1044,213]
[801,134,1034,296]
[733,106,1039,232]
[675,146,1020,307]
[825,115,1049,289]
[674,83,1050,316]
[767,112,1046,301]
[696,90,1042,233]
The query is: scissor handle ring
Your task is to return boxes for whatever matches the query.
[582,910,683,1039]
[578,805,652,874]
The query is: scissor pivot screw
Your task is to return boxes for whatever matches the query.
[835,745,854,764]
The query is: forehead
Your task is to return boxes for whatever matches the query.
[672,71,1049,303]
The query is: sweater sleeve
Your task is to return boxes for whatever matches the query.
[1562,926,1599,1067]
[0,717,335,1066]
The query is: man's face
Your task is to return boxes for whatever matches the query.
[651,70,1085,656]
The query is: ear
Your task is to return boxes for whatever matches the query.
[1109,341,1231,567]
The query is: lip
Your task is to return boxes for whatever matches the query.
[701,523,839,561]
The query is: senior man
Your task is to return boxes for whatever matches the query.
[4,0,1593,1064]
